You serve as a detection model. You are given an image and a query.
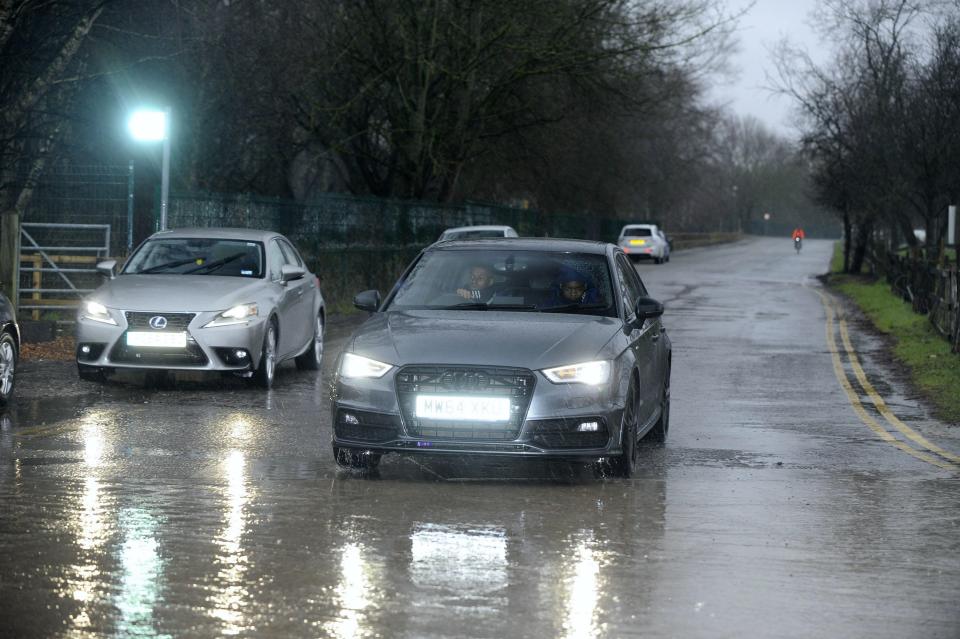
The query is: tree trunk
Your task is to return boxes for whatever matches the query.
[0,212,19,309]
[849,216,873,275]
[843,209,852,273]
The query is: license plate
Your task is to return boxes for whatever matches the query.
[415,395,511,422]
[629,239,646,245]
[126,331,187,348]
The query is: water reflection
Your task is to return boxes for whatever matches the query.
[324,542,383,639]
[561,538,603,639]
[210,449,252,635]
[115,508,169,638]
[410,523,508,601]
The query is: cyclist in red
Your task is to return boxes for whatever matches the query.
[791,227,806,241]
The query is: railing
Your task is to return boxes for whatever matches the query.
[19,223,111,319]
[885,254,960,351]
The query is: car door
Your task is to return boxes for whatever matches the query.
[615,253,659,427]
[267,239,301,358]
[277,237,314,349]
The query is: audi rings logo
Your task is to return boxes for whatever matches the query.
[149,316,168,330]
[441,371,488,390]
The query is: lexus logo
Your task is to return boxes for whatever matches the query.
[149,316,168,330]
[441,371,487,390]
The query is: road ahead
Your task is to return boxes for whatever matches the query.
[1,237,958,638]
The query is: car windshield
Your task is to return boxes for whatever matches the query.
[622,228,653,237]
[443,229,506,240]
[123,238,265,277]
[386,249,616,317]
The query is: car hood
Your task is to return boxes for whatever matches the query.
[92,274,266,312]
[349,310,622,370]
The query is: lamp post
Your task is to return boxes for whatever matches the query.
[128,107,171,230]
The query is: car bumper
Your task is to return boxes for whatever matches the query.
[75,312,268,372]
[331,364,629,460]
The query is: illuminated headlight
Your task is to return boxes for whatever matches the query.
[542,360,611,385]
[80,300,117,325]
[340,353,393,379]
[203,303,258,328]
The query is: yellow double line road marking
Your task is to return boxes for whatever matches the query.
[815,288,959,471]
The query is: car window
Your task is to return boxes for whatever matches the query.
[123,238,264,277]
[277,238,303,267]
[615,254,645,318]
[621,228,652,238]
[268,239,286,281]
[386,249,617,317]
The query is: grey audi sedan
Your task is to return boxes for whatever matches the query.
[331,238,671,477]
[76,228,325,388]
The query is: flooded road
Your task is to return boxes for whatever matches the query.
[2,237,958,638]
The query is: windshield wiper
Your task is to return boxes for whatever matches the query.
[139,257,207,274]
[540,303,609,313]
[439,302,539,311]
[184,252,246,274]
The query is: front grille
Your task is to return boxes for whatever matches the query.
[396,365,535,441]
[125,312,195,331]
[527,417,610,449]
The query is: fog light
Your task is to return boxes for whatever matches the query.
[343,413,360,425]
[577,421,599,432]
[80,345,91,354]
[235,350,247,359]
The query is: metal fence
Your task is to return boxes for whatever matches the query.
[24,163,134,254]
[885,254,960,351]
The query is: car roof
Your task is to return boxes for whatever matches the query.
[430,237,610,254]
[147,227,282,242]
[620,223,658,230]
[442,225,516,233]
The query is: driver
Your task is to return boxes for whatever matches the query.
[456,264,499,302]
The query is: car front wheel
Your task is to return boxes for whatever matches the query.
[0,332,17,404]
[596,380,639,478]
[253,320,278,389]
[334,446,381,471]
[295,312,324,371]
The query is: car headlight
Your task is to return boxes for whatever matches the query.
[340,353,393,379]
[542,360,611,385]
[80,300,117,325]
[203,303,259,328]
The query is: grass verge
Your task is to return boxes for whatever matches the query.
[826,243,960,423]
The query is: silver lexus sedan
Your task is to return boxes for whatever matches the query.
[76,228,325,388]
[331,238,671,477]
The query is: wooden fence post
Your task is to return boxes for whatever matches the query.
[0,213,20,312]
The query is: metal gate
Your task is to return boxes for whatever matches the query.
[19,223,111,319]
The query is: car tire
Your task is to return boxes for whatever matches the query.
[78,363,106,383]
[0,331,17,405]
[295,312,324,371]
[643,368,670,443]
[597,380,639,478]
[334,446,381,471]
[253,320,278,389]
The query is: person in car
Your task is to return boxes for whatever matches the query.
[456,264,499,302]
[546,267,600,306]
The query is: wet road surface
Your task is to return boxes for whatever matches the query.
[1,237,958,638]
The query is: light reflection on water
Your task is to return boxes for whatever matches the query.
[561,537,603,639]
[209,449,252,635]
[410,523,508,597]
[115,508,170,639]
[324,542,381,639]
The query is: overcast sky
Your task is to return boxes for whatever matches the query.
[709,0,829,138]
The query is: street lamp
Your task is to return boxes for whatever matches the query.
[128,107,171,230]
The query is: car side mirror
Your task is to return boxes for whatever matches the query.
[96,259,117,280]
[353,289,381,312]
[280,264,306,282]
[631,296,664,327]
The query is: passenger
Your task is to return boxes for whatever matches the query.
[546,267,600,306]
[456,264,499,302]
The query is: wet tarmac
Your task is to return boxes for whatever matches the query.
[1,237,958,638]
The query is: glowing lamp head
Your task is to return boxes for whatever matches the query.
[128,110,168,141]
